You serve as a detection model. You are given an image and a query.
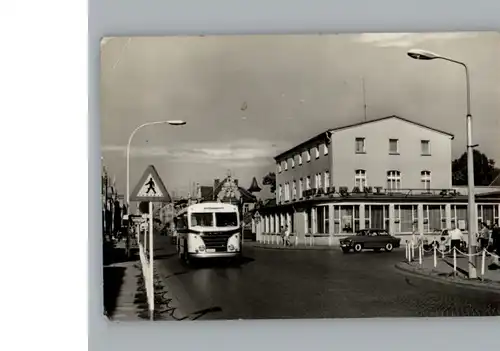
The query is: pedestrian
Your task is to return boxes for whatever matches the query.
[478,222,491,251]
[491,224,500,267]
[280,225,286,246]
[448,224,464,252]
[284,225,291,247]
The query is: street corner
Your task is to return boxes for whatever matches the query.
[394,260,500,294]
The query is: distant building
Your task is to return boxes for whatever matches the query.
[195,174,262,232]
[253,115,500,244]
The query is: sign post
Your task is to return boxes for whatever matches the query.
[130,165,171,321]
[148,201,154,319]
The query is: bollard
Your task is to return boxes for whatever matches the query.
[481,249,486,276]
[407,244,411,263]
[405,241,408,260]
[453,248,457,276]
[433,244,437,268]
[328,235,332,247]
[418,244,422,265]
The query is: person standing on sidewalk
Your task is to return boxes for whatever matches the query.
[284,225,291,247]
[449,224,464,252]
[280,225,286,246]
[490,224,500,268]
[478,222,491,251]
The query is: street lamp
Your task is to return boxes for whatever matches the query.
[126,120,187,205]
[407,48,477,278]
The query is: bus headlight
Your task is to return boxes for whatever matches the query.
[198,245,206,252]
[228,244,235,251]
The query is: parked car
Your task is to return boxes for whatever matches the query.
[339,228,401,253]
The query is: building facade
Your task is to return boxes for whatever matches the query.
[254,116,500,244]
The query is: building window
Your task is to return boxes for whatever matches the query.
[315,173,322,189]
[355,137,365,153]
[389,139,399,154]
[292,180,297,199]
[306,176,311,190]
[298,153,303,165]
[387,170,401,190]
[277,163,282,173]
[288,212,294,233]
[451,205,468,231]
[315,146,320,159]
[323,143,329,156]
[278,184,282,203]
[316,206,330,234]
[306,150,311,162]
[477,205,495,228]
[299,178,303,198]
[394,205,418,233]
[364,205,390,230]
[324,171,330,192]
[421,171,431,190]
[334,205,360,233]
[421,140,431,155]
[291,157,295,168]
[423,205,446,232]
[284,182,290,201]
[495,205,500,226]
[354,169,367,190]
[283,160,288,171]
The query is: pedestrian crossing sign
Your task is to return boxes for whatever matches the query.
[130,165,172,202]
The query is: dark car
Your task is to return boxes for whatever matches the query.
[339,228,401,253]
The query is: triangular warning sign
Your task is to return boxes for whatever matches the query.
[130,165,172,202]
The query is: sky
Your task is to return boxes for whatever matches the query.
[100,32,500,200]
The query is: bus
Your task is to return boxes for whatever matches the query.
[174,202,242,263]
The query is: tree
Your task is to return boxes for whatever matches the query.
[262,172,276,194]
[452,149,499,186]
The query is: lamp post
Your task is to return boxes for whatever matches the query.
[126,120,187,206]
[407,49,477,278]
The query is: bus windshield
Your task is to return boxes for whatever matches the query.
[215,212,238,227]
[191,213,213,227]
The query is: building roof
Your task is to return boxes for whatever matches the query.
[199,177,257,203]
[248,177,262,193]
[274,115,454,161]
[490,171,500,186]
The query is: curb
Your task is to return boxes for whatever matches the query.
[152,261,191,321]
[394,261,500,294]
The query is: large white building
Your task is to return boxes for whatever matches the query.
[255,116,500,244]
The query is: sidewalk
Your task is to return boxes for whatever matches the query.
[395,253,500,293]
[103,239,143,321]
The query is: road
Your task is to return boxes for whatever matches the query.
[154,236,500,320]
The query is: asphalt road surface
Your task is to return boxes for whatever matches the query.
[154,237,500,320]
